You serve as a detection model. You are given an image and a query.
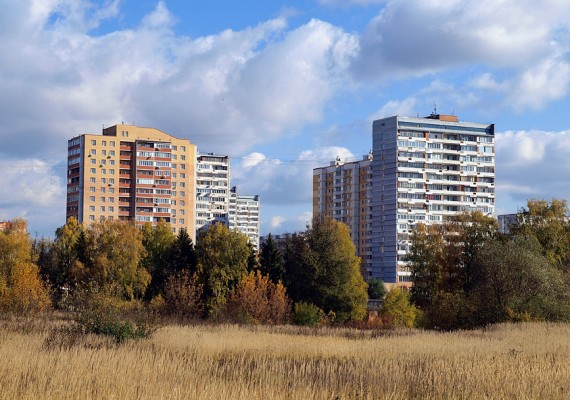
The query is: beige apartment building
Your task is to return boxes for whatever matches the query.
[313,153,373,276]
[66,124,197,241]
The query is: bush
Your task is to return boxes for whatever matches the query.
[292,302,322,326]
[74,293,158,343]
[381,288,419,328]
[0,263,51,315]
[163,270,204,320]
[223,271,291,325]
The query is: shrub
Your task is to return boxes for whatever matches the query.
[0,263,51,315]
[292,302,322,326]
[163,270,204,320]
[224,271,291,325]
[381,288,419,328]
[74,293,158,343]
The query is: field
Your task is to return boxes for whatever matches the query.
[1,317,569,399]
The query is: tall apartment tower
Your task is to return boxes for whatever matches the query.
[372,114,495,285]
[229,186,261,250]
[66,124,197,241]
[312,153,374,276]
[195,154,231,233]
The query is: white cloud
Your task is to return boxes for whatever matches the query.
[495,130,570,213]
[354,0,570,80]
[369,97,417,120]
[317,0,384,7]
[262,211,312,235]
[242,152,267,168]
[269,216,287,229]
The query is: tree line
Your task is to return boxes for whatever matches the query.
[2,215,372,327]
[409,199,570,330]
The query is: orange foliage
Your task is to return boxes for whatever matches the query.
[0,263,51,314]
[224,271,291,325]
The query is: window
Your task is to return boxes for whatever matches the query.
[100,197,105,203]
[102,150,107,156]
[102,141,106,146]
[109,197,114,202]
[180,200,185,206]
[89,187,95,192]
[100,216,105,221]
[109,178,115,184]
[101,188,106,193]
[181,146,185,151]
[91,140,96,145]
[109,169,115,175]
[109,188,115,194]
[109,160,115,166]
[171,218,177,224]
[108,206,114,212]
[90,177,95,183]
[180,210,185,215]
[89,206,95,211]
[101,169,106,174]
[89,215,95,221]
[100,206,105,212]
[180,191,185,197]
[179,219,184,224]
[181,164,186,170]
[101,160,106,165]
[90,149,96,155]
[181,155,186,160]
[90,159,96,165]
[180,182,185,188]
[110,141,115,147]
[89,196,95,202]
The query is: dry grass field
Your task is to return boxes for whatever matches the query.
[0,316,569,399]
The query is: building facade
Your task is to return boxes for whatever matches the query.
[229,187,260,250]
[195,153,231,233]
[66,124,197,241]
[372,114,495,284]
[313,153,374,276]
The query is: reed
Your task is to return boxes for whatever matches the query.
[1,317,568,399]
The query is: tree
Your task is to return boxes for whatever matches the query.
[141,220,176,299]
[367,277,386,299]
[170,228,197,274]
[259,234,285,284]
[283,217,368,322]
[408,211,499,329]
[469,236,570,324]
[195,223,250,315]
[83,220,150,300]
[246,242,259,272]
[510,199,570,271]
[224,271,291,324]
[381,287,419,328]
[0,220,51,314]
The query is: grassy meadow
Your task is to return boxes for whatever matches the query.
[1,317,569,399]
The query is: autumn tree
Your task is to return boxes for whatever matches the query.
[259,234,285,284]
[224,271,291,324]
[83,220,150,300]
[0,220,51,314]
[408,211,499,329]
[195,223,250,315]
[367,277,386,299]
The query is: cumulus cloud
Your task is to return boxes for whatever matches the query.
[495,130,570,212]
[261,211,312,235]
[369,97,418,120]
[232,146,356,206]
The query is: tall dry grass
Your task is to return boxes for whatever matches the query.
[1,316,569,399]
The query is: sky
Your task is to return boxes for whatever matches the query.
[1,0,570,238]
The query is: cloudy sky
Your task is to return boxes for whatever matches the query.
[1,0,570,237]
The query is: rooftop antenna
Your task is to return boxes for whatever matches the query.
[451,108,455,116]
[433,103,437,115]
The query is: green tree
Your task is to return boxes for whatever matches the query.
[283,217,368,322]
[470,236,570,324]
[510,199,570,271]
[381,287,419,328]
[84,220,150,300]
[195,223,250,316]
[170,228,197,274]
[367,277,386,299]
[141,220,175,299]
[259,234,284,283]
[246,242,259,272]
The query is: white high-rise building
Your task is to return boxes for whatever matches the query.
[195,154,230,233]
[229,186,260,250]
[372,114,495,285]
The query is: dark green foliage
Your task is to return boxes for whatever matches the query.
[141,221,175,299]
[259,234,285,283]
[282,217,368,322]
[367,278,386,299]
[246,242,259,273]
[170,228,197,275]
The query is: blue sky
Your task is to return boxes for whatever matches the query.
[1,0,570,237]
